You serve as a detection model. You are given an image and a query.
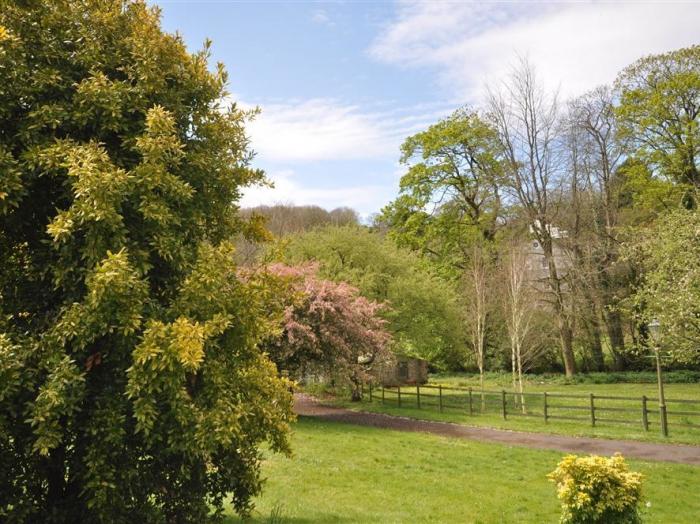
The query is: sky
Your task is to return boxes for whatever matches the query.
[156,0,700,218]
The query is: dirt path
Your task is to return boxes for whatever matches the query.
[294,394,700,466]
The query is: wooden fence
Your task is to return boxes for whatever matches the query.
[361,383,700,437]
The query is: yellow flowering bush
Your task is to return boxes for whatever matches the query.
[548,454,644,524]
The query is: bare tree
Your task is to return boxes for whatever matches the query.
[560,114,606,371]
[241,204,359,237]
[488,59,577,376]
[503,243,534,410]
[568,86,629,369]
[464,245,489,407]
[236,205,360,265]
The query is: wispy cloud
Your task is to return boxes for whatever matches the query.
[235,97,453,214]
[370,2,700,101]
[311,8,335,27]
[246,98,454,163]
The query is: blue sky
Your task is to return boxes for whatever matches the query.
[156,1,700,217]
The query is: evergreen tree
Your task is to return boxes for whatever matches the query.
[0,2,293,521]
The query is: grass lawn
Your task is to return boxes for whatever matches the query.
[225,417,700,523]
[320,373,700,445]
[428,372,700,398]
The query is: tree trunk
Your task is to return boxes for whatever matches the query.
[557,317,576,377]
[598,267,627,371]
[543,241,576,376]
[511,341,517,399]
[479,366,485,412]
[585,314,605,372]
[468,247,488,411]
[46,445,68,522]
[350,376,362,402]
[604,308,627,371]
[515,340,526,413]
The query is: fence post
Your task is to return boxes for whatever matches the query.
[642,395,649,431]
[543,392,548,423]
[468,387,473,416]
[589,393,596,427]
[369,382,373,402]
[417,385,421,408]
[660,402,669,437]
[398,385,402,408]
[501,390,507,420]
[381,385,385,404]
[439,385,443,412]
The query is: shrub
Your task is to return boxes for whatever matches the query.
[548,454,644,524]
[0,1,293,521]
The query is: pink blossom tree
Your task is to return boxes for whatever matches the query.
[264,264,392,400]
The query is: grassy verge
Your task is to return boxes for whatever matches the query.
[338,397,700,445]
[322,375,700,445]
[430,371,700,388]
[225,418,700,523]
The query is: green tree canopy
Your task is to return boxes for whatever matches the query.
[281,226,466,369]
[624,209,700,365]
[379,107,504,276]
[615,45,700,205]
[0,1,292,521]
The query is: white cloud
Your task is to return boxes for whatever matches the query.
[246,98,453,163]
[370,2,700,102]
[235,98,452,215]
[311,9,335,27]
[240,169,391,216]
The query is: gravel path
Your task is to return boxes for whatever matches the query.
[294,394,700,465]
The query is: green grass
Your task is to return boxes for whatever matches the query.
[428,371,700,393]
[430,371,700,388]
[325,373,700,445]
[225,417,700,523]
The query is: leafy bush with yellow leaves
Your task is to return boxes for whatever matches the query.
[548,454,644,524]
[0,1,294,522]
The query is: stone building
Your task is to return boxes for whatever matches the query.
[525,223,571,283]
[372,355,429,386]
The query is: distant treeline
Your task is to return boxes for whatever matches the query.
[240,205,359,236]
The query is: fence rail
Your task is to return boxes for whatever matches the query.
[360,383,700,437]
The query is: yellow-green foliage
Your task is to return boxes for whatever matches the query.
[548,454,644,524]
[0,1,293,522]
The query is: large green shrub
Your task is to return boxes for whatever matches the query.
[623,209,700,365]
[0,1,293,522]
[548,454,644,524]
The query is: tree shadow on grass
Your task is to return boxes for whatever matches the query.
[223,513,357,524]
[223,504,357,524]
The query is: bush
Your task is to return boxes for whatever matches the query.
[548,454,644,524]
[0,2,294,521]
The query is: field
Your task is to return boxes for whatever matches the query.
[428,371,700,394]
[225,417,700,523]
[324,373,700,445]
